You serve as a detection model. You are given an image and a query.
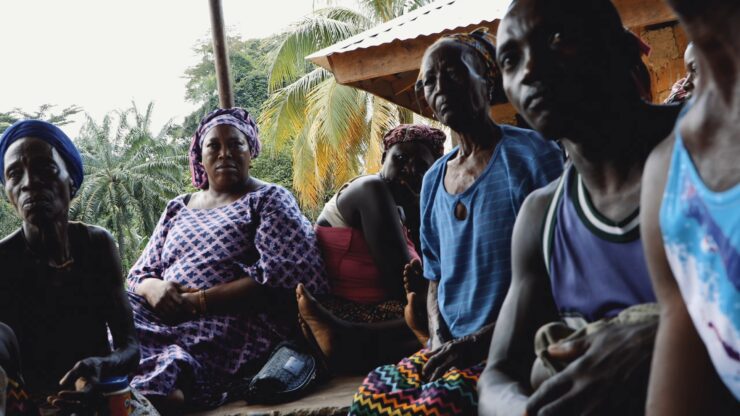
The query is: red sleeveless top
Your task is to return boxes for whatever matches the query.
[315,225,420,304]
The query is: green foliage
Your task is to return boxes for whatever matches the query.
[266,9,369,92]
[0,114,16,135]
[261,0,434,210]
[0,195,19,238]
[0,104,83,134]
[182,35,281,138]
[71,103,189,270]
[251,142,295,195]
[1,3,443,272]
[181,33,296,201]
[1,38,299,270]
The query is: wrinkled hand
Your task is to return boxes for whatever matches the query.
[526,321,657,416]
[140,279,191,323]
[48,358,105,415]
[422,336,485,382]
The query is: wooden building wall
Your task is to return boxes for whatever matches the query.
[639,22,690,103]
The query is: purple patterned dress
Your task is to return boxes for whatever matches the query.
[126,184,328,405]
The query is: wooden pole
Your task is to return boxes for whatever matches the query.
[208,0,234,108]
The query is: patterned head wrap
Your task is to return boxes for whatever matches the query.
[443,28,499,84]
[0,120,83,197]
[414,28,506,114]
[189,107,260,189]
[382,124,446,160]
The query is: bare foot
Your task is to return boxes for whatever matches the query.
[296,284,337,364]
[404,292,430,345]
[403,259,429,344]
[403,258,427,296]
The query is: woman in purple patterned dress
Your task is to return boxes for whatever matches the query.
[126,108,328,413]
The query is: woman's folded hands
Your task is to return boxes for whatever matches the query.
[136,278,200,324]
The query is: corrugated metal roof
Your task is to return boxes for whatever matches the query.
[306,0,512,64]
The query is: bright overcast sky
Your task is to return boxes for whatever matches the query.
[0,0,356,136]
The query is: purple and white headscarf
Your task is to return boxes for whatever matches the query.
[189,107,261,189]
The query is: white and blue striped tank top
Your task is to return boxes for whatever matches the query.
[660,121,740,400]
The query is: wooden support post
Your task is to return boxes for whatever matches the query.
[209,0,234,108]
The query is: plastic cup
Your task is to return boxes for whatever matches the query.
[98,376,132,416]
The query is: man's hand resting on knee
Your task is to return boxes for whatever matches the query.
[526,321,657,416]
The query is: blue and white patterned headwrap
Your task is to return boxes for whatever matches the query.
[0,120,83,196]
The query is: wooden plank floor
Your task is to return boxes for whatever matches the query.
[188,375,365,416]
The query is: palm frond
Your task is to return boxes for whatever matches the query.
[259,67,331,152]
[291,125,321,208]
[404,0,432,11]
[314,7,373,28]
[366,96,397,173]
[267,13,361,91]
[305,78,368,189]
[306,77,367,151]
[71,102,189,271]
[359,0,401,22]
[261,0,437,209]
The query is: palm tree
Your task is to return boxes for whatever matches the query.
[0,104,83,134]
[70,102,188,269]
[0,195,20,238]
[260,0,432,209]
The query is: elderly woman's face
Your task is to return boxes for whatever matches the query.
[201,124,252,190]
[420,40,491,131]
[381,141,437,194]
[3,137,72,225]
[496,0,612,139]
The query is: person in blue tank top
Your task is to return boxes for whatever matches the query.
[643,0,740,414]
[478,1,682,415]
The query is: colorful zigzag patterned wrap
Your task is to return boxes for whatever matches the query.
[350,349,484,415]
[5,377,38,415]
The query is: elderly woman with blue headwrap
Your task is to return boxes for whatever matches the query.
[126,108,328,412]
[0,120,146,414]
